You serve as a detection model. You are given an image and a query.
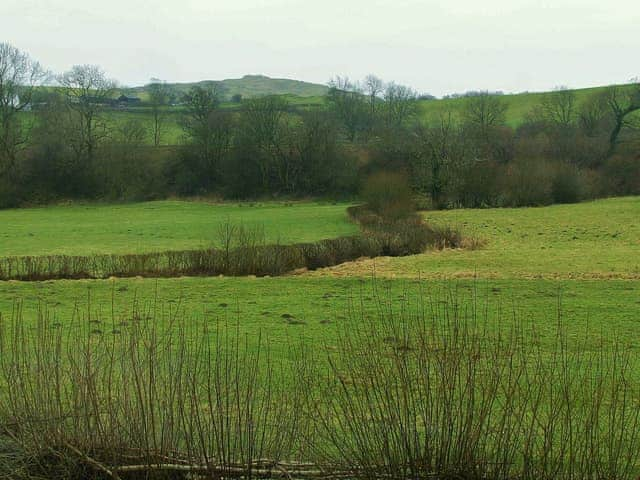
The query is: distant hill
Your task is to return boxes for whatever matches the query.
[127,75,329,101]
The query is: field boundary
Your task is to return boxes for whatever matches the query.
[0,207,464,281]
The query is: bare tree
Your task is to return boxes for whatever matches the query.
[363,74,385,115]
[327,76,368,141]
[579,92,609,137]
[147,78,169,146]
[58,65,117,165]
[602,81,640,156]
[382,82,418,128]
[239,95,293,192]
[541,87,576,127]
[462,91,508,138]
[182,84,221,127]
[412,111,469,207]
[0,43,48,178]
[181,84,232,187]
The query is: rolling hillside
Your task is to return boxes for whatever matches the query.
[126,74,329,101]
[418,83,638,126]
[26,81,637,146]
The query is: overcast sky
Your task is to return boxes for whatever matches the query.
[3,0,639,97]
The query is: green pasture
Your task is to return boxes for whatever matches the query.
[0,200,357,257]
[322,196,640,280]
[0,196,638,367]
[1,276,639,361]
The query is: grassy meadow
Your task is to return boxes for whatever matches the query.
[416,83,640,126]
[312,196,640,279]
[0,200,357,256]
[1,196,639,477]
[117,83,640,143]
[1,196,638,360]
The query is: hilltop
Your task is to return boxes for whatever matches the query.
[125,74,329,101]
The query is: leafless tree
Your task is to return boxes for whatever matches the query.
[602,81,640,155]
[327,76,368,141]
[462,91,508,138]
[239,95,293,191]
[58,64,117,164]
[147,78,169,146]
[541,87,576,127]
[0,43,48,178]
[382,82,418,128]
[363,74,385,115]
[578,92,609,137]
[182,84,221,127]
[412,111,469,207]
[181,84,232,186]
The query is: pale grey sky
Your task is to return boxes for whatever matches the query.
[3,0,639,96]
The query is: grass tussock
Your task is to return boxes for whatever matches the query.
[0,288,639,479]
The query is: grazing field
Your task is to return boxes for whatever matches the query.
[1,276,639,360]
[311,197,640,279]
[1,196,639,478]
[0,200,357,257]
[0,196,638,360]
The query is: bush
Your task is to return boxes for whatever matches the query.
[446,159,501,208]
[603,154,640,196]
[499,159,554,207]
[551,162,584,204]
[3,290,639,480]
[361,171,415,220]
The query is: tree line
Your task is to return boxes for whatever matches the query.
[0,42,638,208]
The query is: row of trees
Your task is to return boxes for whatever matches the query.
[323,74,639,207]
[403,84,640,207]
[1,42,639,208]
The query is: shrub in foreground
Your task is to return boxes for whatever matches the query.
[0,290,639,479]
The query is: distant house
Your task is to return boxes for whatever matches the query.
[117,94,142,106]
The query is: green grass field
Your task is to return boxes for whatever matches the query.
[0,197,638,364]
[310,197,640,279]
[1,196,639,478]
[1,277,638,360]
[0,200,357,257]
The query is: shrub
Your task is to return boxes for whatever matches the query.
[551,162,584,204]
[313,290,640,480]
[603,154,640,196]
[499,159,554,206]
[361,171,415,220]
[2,290,639,480]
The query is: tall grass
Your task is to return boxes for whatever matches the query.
[1,288,637,479]
[0,303,309,479]
[311,291,640,479]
